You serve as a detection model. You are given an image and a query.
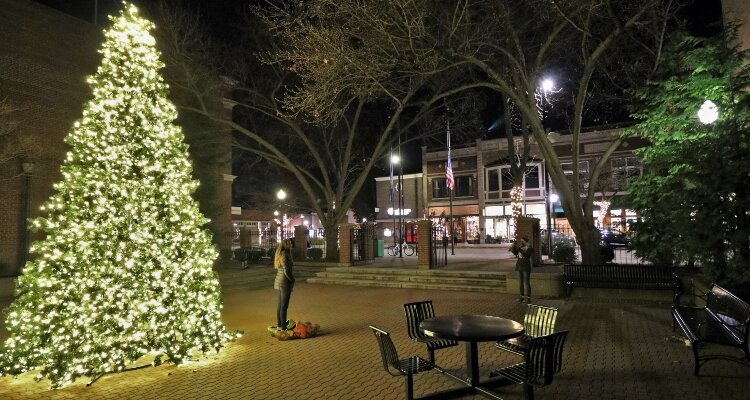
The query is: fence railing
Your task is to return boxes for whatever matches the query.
[350,225,373,265]
[430,224,448,268]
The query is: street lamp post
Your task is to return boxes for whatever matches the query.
[277,189,287,239]
[391,153,404,257]
[550,193,559,228]
[390,154,399,252]
[539,77,558,257]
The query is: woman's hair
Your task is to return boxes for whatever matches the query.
[274,240,291,269]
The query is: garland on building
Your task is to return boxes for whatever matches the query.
[0,3,239,388]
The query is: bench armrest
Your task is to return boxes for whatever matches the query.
[697,319,745,331]
[672,304,704,312]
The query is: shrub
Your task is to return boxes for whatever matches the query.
[247,248,265,262]
[599,245,615,263]
[307,248,324,261]
[219,249,233,261]
[552,243,577,264]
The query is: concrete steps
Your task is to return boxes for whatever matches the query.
[306,267,508,293]
[217,265,322,291]
[218,266,276,291]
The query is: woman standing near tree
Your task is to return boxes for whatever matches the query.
[272,239,295,332]
[511,236,533,302]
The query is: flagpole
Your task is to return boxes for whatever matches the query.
[447,119,455,256]
[398,133,404,258]
[389,146,396,249]
[449,181,455,255]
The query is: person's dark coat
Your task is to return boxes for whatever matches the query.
[511,242,534,272]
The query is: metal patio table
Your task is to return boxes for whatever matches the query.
[419,314,524,400]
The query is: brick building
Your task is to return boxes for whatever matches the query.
[0,0,233,277]
[374,173,425,243]
[374,126,648,244]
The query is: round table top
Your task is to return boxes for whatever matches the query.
[420,314,525,342]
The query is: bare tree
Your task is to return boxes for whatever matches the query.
[259,0,679,262]
[150,2,486,257]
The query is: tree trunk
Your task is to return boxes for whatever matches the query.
[323,220,339,261]
[576,220,602,264]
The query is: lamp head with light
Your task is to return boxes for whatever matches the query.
[698,100,719,124]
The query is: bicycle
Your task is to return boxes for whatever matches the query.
[388,241,415,256]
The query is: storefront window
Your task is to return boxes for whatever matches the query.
[432,178,449,198]
[487,169,499,192]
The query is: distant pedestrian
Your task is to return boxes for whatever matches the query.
[510,236,534,302]
[272,239,295,333]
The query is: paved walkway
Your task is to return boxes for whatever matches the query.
[2,283,749,399]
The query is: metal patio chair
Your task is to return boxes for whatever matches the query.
[496,303,558,356]
[490,330,569,400]
[403,300,458,365]
[370,325,434,400]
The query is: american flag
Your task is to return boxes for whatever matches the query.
[446,156,454,191]
[446,121,455,190]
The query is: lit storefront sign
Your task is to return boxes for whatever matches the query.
[387,207,411,216]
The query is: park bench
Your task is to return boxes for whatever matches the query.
[672,284,750,375]
[563,264,681,302]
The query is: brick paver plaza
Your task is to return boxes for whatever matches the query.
[2,280,750,399]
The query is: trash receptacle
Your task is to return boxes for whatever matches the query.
[376,239,384,257]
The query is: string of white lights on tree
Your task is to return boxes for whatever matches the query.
[0,3,239,388]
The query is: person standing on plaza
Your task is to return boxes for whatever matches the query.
[510,236,534,302]
[272,239,296,332]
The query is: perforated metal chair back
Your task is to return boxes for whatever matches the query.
[525,330,568,386]
[524,304,559,338]
[403,301,436,340]
[370,325,403,376]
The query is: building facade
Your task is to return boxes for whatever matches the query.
[375,127,648,244]
[374,173,425,243]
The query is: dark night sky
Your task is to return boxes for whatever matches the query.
[32,0,724,36]
[30,0,725,179]
[31,0,253,30]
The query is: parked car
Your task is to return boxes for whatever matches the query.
[600,229,631,248]
[540,229,577,255]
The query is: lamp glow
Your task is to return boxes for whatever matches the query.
[541,78,555,92]
[698,100,719,124]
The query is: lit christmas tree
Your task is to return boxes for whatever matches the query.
[0,3,238,388]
